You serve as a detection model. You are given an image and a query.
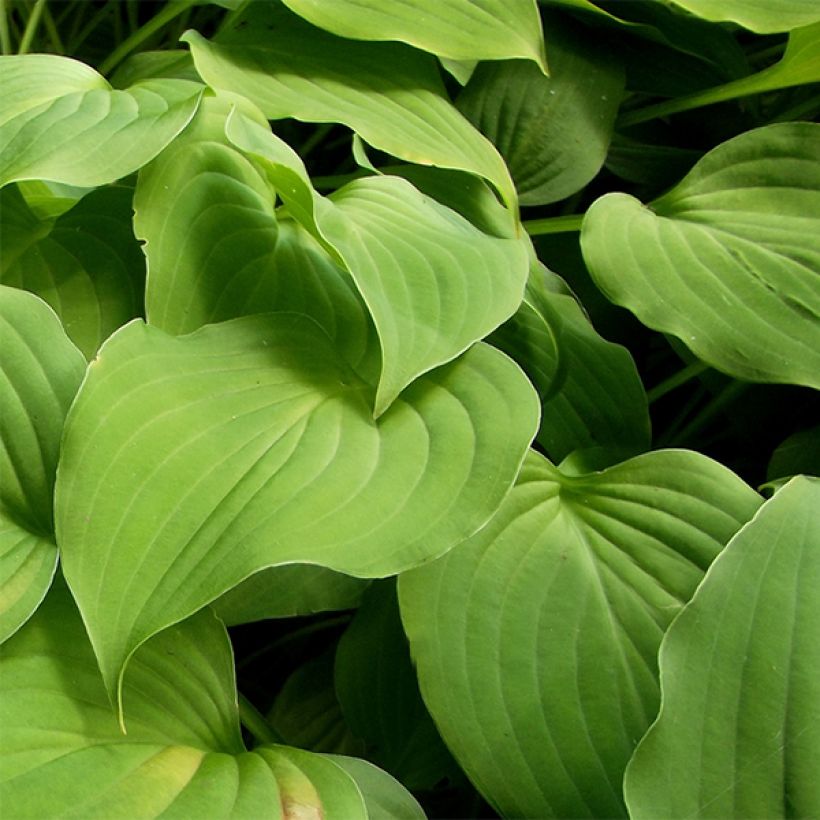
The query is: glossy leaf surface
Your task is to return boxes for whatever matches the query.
[0,288,85,641]
[0,55,202,187]
[0,578,417,818]
[399,449,761,818]
[56,313,539,708]
[581,123,820,389]
[281,0,546,69]
[182,2,516,206]
[625,477,820,817]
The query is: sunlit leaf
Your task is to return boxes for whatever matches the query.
[0,54,202,187]
[399,449,761,818]
[581,122,820,389]
[668,0,820,33]
[281,0,546,70]
[625,477,820,817]
[56,313,539,710]
[181,2,516,207]
[0,578,417,817]
[0,288,84,642]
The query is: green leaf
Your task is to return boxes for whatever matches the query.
[270,650,366,756]
[280,0,546,71]
[226,112,529,416]
[212,566,368,626]
[181,2,516,207]
[624,476,820,818]
[56,313,538,711]
[0,54,202,188]
[399,449,761,818]
[581,122,820,390]
[335,581,456,791]
[457,12,623,206]
[1,185,146,359]
[768,425,820,482]
[668,0,820,33]
[0,287,85,642]
[0,577,417,817]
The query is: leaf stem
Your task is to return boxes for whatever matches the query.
[0,0,12,54]
[41,1,63,53]
[312,170,370,190]
[523,213,584,236]
[98,0,195,76]
[238,692,284,746]
[17,0,47,54]
[647,360,710,404]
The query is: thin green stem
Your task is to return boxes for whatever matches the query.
[300,123,334,160]
[675,381,749,446]
[238,692,284,746]
[523,213,584,236]
[98,0,195,76]
[770,92,820,123]
[647,360,710,404]
[41,1,63,53]
[67,1,113,54]
[312,170,370,190]
[0,0,12,54]
[17,0,47,54]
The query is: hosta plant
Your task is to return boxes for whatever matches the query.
[1,0,819,817]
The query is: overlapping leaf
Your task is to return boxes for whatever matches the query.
[581,123,820,389]
[399,449,761,818]
[1,185,145,358]
[0,54,202,188]
[0,288,85,642]
[226,112,529,416]
[181,2,516,206]
[625,477,820,817]
[668,0,820,33]
[458,12,623,205]
[56,313,539,710]
[0,578,421,818]
[280,0,546,69]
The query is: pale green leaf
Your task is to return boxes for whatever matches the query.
[56,314,538,710]
[225,112,529,416]
[280,0,546,71]
[1,185,146,359]
[399,449,761,818]
[0,54,202,188]
[212,566,368,626]
[458,12,623,205]
[0,578,415,818]
[181,2,516,207]
[668,0,820,33]
[581,122,820,389]
[0,287,84,641]
[335,581,456,791]
[625,477,820,818]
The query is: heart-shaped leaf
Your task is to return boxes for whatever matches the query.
[0,577,421,818]
[0,287,85,642]
[581,123,820,390]
[458,12,623,205]
[625,476,820,817]
[1,185,146,359]
[56,313,538,711]
[399,449,761,818]
[0,54,202,187]
[181,2,516,207]
[280,0,546,70]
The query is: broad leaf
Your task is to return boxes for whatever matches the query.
[458,12,623,205]
[0,287,85,642]
[56,313,539,709]
[281,0,546,70]
[625,477,820,817]
[668,0,820,33]
[399,449,761,818]
[335,581,456,790]
[1,185,145,359]
[0,578,419,818]
[768,425,820,482]
[581,123,820,389]
[0,54,202,188]
[212,566,368,626]
[226,113,529,416]
[181,2,516,207]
